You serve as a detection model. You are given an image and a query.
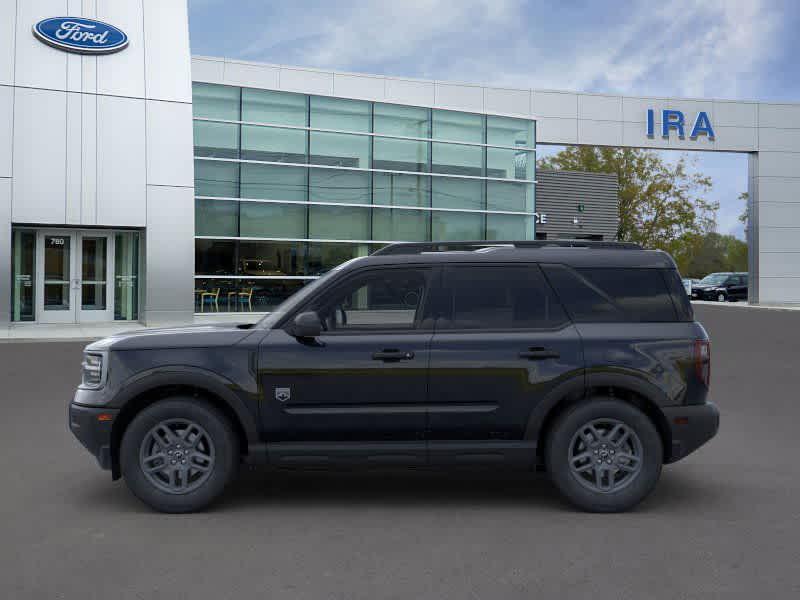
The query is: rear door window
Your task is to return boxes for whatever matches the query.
[542,265,682,322]
[438,265,568,330]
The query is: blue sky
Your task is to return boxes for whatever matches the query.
[188,0,800,239]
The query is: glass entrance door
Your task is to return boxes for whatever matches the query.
[78,232,113,322]
[35,231,114,323]
[37,232,75,323]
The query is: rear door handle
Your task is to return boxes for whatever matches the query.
[519,347,560,360]
[372,349,415,362]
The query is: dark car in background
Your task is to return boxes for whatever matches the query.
[69,240,718,514]
[691,272,749,302]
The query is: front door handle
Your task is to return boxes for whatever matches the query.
[519,347,560,360]
[372,349,415,362]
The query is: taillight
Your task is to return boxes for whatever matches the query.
[694,339,711,388]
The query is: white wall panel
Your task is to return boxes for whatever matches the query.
[759,103,800,129]
[621,97,655,123]
[96,95,146,226]
[385,78,435,107]
[80,92,97,224]
[333,73,384,101]
[484,87,530,117]
[279,67,334,95]
[578,95,622,121]
[191,57,225,83]
[0,85,12,178]
[96,0,145,98]
[533,91,577,119]
[223,60,279,89]
[713,126,757,152]
[0,1,15,85]
[145,184,194,324]
[757,152,800,178]
[146,100,193,187]
[758,277,800,303]
[578,119,623,146]
[536,117,577,145]
[759,253,800,277]
[622,121,667,149]
[143,0,191,102]
[756,176,800,204]
[759,128,800,153]
[713,101,757,128]
[758,201,800,228]
[435,82,483,112]
[65,92,82,223]
[14,0,69,90]
[11,87,66,224]
[757,226,800,251]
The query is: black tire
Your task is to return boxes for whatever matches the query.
[717,292,727,302]
[545,398,663,512]
[120,397,239,513]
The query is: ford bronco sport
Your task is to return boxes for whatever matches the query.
[69,240,719,513]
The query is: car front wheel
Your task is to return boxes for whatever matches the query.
[545,398,663,512]
[717,292,727,302]
[120,397,239,513]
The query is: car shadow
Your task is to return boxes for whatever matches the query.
[75,464,731,515]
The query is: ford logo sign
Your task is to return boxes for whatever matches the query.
[32,17,128,55]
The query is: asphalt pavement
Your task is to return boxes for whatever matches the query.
[1,303,798,599]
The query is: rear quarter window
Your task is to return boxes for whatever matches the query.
[542,265,686,323]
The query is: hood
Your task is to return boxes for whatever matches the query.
[692,284,721,290]
[85,322,258,352]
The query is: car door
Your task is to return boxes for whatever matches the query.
[426,263,584,464]
[258,265,435,459]
[731,275,747,300]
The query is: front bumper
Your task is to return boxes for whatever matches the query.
[662,402,719,463]
[68,402,119,470]
[691,289,723,301]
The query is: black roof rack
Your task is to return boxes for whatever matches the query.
[371,240,642,256]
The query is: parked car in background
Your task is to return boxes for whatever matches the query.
[691,272,748,302]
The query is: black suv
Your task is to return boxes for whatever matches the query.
[691,272,749,302]
[69,241,719,513]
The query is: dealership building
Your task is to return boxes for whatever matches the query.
[2,2,800,327]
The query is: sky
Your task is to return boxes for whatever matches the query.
[188,0,800,240]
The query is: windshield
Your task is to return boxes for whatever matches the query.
[699,273,728,285]
[256,257,365,329]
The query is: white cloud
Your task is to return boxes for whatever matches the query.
[230,0,781,99]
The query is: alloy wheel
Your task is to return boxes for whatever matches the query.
[139,419,216,494]
[568,418,644,493]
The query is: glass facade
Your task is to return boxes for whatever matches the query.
[192,82,536,312]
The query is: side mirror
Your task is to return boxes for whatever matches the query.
[291,311,322,339]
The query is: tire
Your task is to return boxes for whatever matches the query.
[717,293,726,302]
[120,397,239,513]
[545,398,663,512]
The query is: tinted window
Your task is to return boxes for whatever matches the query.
[440,265,567,330]
[543,265,679,322]
[312,268,430,331]
[660,268,693,322]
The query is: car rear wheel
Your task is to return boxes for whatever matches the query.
[545,398,663,512]
[120,397,239,513]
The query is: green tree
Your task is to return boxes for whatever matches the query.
[537,146,718,250]
[674,232,748,278]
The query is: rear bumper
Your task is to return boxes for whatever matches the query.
[662,402,719,463]
[68,402,119,471]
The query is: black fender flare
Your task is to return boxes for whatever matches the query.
[110,366,260,445]
[523,369,670,442]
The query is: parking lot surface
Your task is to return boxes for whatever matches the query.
[1,304,799,599]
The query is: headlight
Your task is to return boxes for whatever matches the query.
[81,353,106,389]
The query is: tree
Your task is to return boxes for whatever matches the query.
[674,232,748,278]
[537,146,718,250]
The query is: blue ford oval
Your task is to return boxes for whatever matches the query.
[33,17,128,54]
